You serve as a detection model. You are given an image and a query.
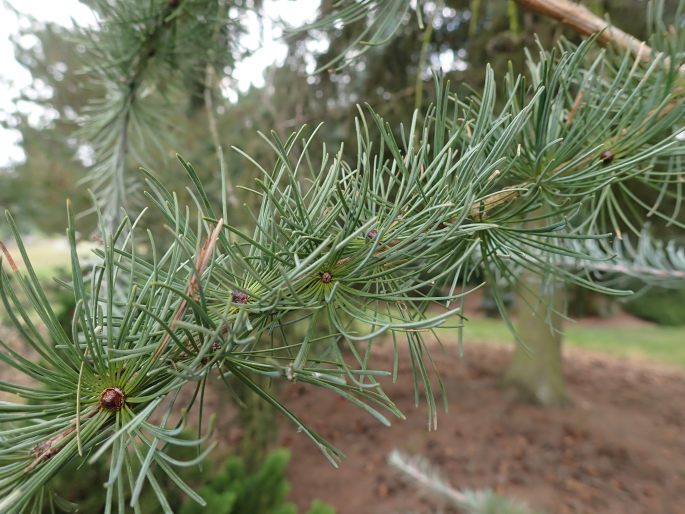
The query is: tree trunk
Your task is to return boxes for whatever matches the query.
[503,270,568,406]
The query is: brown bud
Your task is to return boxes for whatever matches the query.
[600,150,614,164]
[320,271,333,283]
[367,229,379,240]
[231,290,249,304]
[200,342,223,364]
[100,387,125,412]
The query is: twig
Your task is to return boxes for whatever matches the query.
[515,0,684,74]
[25,427,77,473]
[515,0,651,60]
[566,90,584,125]
[152,218,225,360]
[0,242,18,272]
[25,409,98,473]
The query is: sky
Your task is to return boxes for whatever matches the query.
[0,0,320,167]
[0,0,96,165]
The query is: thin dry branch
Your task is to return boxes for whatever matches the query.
[0,242,18,272]
[152,218,224,360]
[515,0,684,74]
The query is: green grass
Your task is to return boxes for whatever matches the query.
[449,317,685,368]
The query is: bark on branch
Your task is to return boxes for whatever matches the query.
[515,0,683,74]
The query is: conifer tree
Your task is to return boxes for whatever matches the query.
[0,0,684,512]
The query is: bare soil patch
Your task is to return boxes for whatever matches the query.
[279,341,685,514]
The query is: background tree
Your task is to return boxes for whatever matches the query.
[0,21,95,234]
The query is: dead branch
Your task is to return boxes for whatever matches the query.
[515,0,684,74]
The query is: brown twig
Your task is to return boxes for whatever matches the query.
[566,90,584,125]
[515,0,684,75]
[0,242,18,272]
[24,409,99,473]
[469,189,523,220]
[152,218,225,360]
[25,427,77,473]
[515,0,651,60]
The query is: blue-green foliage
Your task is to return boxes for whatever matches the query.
[44,448,334,513]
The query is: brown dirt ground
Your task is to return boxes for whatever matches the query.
[278,341,685,514]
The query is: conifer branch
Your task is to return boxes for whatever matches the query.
[389,450,541,514]
[1,2,684,511]
[82,0,184,227]
[81,0,242,227]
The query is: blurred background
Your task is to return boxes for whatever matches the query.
[0,1,684,513]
